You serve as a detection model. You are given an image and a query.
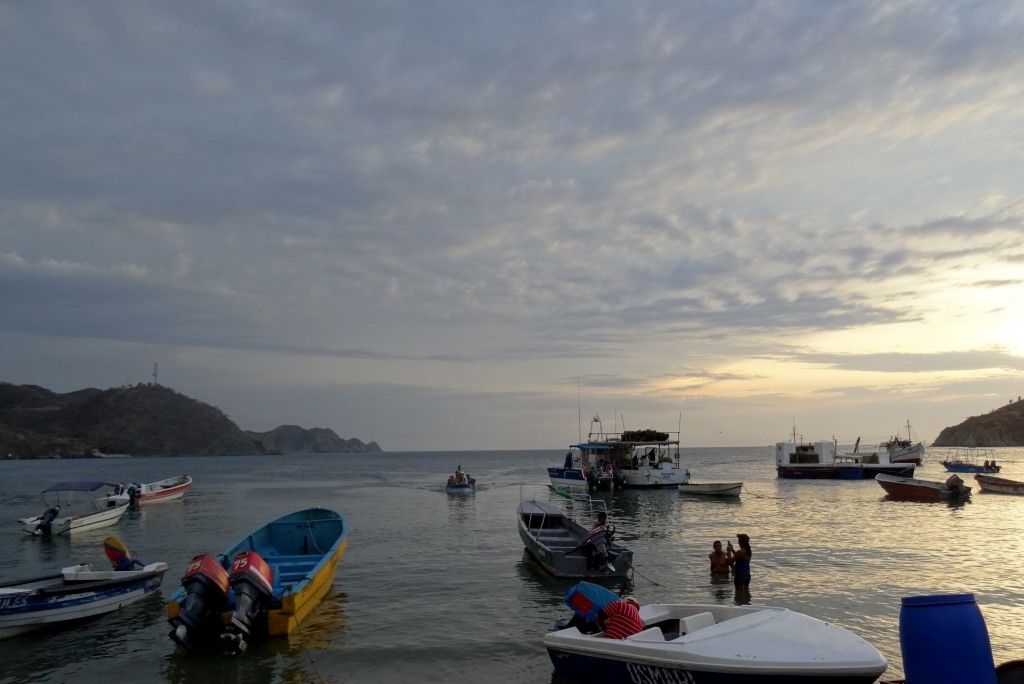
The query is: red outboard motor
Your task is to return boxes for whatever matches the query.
[169,553,230,652]
[221,550,274,653]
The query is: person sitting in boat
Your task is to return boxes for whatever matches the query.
[709,540,730,575]
[596,597,644,639]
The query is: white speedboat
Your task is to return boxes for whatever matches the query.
[20,481,129,536]
[545,602,887,683]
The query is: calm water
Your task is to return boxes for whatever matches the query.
[2,446,1024,683]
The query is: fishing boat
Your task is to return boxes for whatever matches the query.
[877,420,926,464]
[875,473,971,502]
[545,596,888,683]
[109,475,192,505]
[19,481,129,536]
[553,416,689,489]
[940,447,1001,473]
[974,474,1024,495]
[446,481,475,493]
[777,433,914,480]
[678,481,742,497]
[517,488,633,578]
[166,506,347,654]
[0,538,167,639]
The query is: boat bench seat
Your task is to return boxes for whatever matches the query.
[678,611,716,635]
[626,626,666,642]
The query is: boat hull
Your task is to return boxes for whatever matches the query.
[678,482,742,497]
[137,475,192,503]
[777,466,837,479]
[166,507,347,641]
[974,474,1024,495]
[446,483,475,493]
[0,563,167,639]
[545,603,887,684]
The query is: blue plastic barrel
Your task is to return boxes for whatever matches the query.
[900,593,996,684]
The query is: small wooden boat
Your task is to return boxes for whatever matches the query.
[974,474,1024,495]
[875,473,971,502]
[0,538,167,639]
[940,447,1000,473]
[112,475,192,505]
[545,600,888,683]
[678,482,742,497]
[166,507,347,653]
[19,481,129,536]
[445,481,475,493]
[518,491,632,578]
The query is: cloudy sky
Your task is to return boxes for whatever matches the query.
[2,2,1023,452]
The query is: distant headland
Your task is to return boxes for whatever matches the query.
[0,382,381,459]
[931,396,1024,447]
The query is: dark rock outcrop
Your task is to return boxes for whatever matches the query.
[244,425,381,454]
[932,398,1024,447]
[0,382,381,458]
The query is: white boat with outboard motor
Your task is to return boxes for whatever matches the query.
[19,481,129,536]
[107,474,192,506]
[544,600,888,683]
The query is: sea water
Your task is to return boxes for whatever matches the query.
[1,446,1023,683]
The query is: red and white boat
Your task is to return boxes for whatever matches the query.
[974,474,1024,496]
[875,473,970,502]
[110,475,192,505]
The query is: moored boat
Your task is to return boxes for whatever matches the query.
[875,473,971,502]
[554,416,689,489]
[544,599,888,683]
[0,538,167,639]
[941,447,1001,473]
[777,432,914,480]
[877,420,926,464]
[108,475,192,506]
[19,481,129,536]
[518,488,632,579]
[974,474,1024,495]
[166,506,347,653]
[678,481,742,497]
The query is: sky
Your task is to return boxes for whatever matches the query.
[2,2,1024,452]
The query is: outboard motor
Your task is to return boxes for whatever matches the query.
[221,550,274,654]
[580,525,618,573]
[946,474,967,497]
[126,483,140,506]
[169,553,230,652]
[36,505,60,535]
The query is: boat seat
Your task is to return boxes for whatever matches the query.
[626,626,666,642]
[679,611,716,635]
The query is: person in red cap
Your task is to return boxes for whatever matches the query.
[597,596,644,639]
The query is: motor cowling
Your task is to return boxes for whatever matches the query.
[168,553,230,652]
[946,474,966,496]
[221,550,274,654]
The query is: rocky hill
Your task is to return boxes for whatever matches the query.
[244,425,380,454]
[0,382,380,458]
[932,398,1024,447]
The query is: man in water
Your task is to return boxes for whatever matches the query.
[709,540,730,575]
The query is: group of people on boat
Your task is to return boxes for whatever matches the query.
[447,465,476,486]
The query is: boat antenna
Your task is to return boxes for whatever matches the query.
[577,376,582,444]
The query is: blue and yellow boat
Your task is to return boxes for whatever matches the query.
[166,507,347,653]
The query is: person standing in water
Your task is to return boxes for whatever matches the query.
[709,540,730,575]
[727,533,752,592]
